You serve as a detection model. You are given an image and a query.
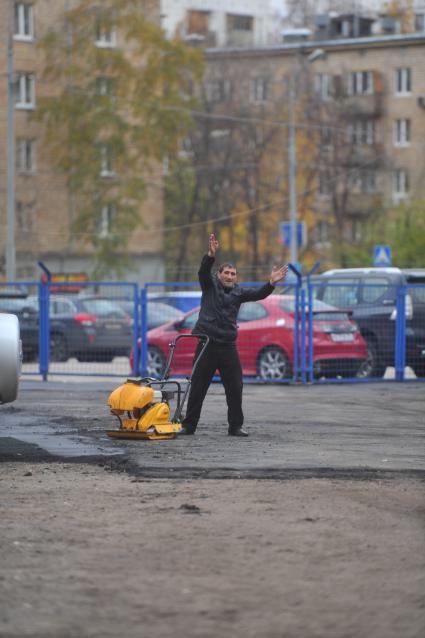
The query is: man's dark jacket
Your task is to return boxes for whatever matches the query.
[192,255,275,344]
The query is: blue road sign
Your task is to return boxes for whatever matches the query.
[279,222,307,248]
[373,245,392,267]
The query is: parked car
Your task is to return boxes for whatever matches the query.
[131,295,367,380]
[313,267,425,377]
[0,293,38,362]
[148,291,202,313]
[0,313,22,403]
[113,299,183,329]
[28,295,133,362]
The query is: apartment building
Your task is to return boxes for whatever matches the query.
[160,0,282,47]
[204,30,425,254]
[0,0,165,281]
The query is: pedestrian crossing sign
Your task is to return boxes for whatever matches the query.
[373,245,392,267]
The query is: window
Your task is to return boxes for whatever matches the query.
[394,119,411,146]
[349,170,376,193]
[16,139,35,172]
[347,71,373,96]
[395,68,411,95]
[320,126,333,145]
[227,14,253,31]
[96,77,115,97]
[16,201,34,231]
[346,120,375,145]
[14,3,33,39]
[322,280,359,308]
[100,145,115,177]
[393,169,409,199]
[187,10,209,36]
[362,278,389,303]
[350,219,362,242]
[181,310,200,330]
[237,302,268,322]
[415,14,425,31]
[98,204,116,238]
[318,170,331,196]
[15,73,35,108]
[315,220,329,243]
[250,77,267,103]
[205,79,231,103]
[314,73,332,101]
[95,21,116,47]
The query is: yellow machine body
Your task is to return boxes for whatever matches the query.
[106,381,181,440]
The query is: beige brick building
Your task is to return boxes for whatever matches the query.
[204,32,425,258]
[0,0,165,282]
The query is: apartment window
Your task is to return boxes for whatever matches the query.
[394,119,411,146]
[318,170,331,196]
[320,126,333,145]
[14,3,33,39]
[347,71,373,96]
[95,21,116,47]
[100,145,115,177]
[314,73,332,101]
[96,77,115,97]
[395,68,411,95]
[227,14,253,31]
[205,79,231,103]
[349,170,376,193]
[315,220,329,243]
[16,139,35,172]
[414,14,425,31]
[346,120,375,145]
[250,77,267,103]
[187,10,209,36]
[351,219,362,242]
[393,169,409,199]
[98,204,116,238]
[15,73,35,109]
[16,201,34,231]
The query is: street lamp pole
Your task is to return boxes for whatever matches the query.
[288,75,297,265]
[6,1,16,281]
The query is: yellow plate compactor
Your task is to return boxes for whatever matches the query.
[106,334,208,440]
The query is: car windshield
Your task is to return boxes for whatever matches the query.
[148,303,183,326]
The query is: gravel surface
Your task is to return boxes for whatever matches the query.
[0,379,424,637]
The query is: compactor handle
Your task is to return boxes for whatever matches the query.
[162,334,209,381]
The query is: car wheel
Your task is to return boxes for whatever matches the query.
[49,333,68,362]
[356,338,385,378]
[257,346,291,381]
[147,346,166,378]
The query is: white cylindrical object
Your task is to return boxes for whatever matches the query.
[0,313,22,404]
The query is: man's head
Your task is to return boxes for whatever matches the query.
[217,262,237,289]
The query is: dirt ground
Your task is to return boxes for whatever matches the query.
[0,380,424,637]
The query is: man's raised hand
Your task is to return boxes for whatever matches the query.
[208,233,219,257]
[270,264,288,286]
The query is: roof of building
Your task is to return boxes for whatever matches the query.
[205,32,425,58]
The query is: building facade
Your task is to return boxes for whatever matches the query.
[203,32,425,262]
[0,0,165,282]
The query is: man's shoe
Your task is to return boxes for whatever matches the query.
[179,426,196,435]
[228,428,249,437]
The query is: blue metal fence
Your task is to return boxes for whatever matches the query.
[1,277,424,382]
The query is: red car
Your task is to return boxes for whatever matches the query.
[133,295,367,380]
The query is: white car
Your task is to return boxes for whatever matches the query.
[0,313,22,403]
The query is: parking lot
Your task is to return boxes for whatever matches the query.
[0,379,424,638]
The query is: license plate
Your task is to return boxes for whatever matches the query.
[104,323,121,330]
[331,333,354,342]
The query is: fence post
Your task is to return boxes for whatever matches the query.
[38,281,49,381]
[395,285,406,381]
[131,283,140,376]
[288,264,302,381]
[306,262,321,383]
[139,286,148,376]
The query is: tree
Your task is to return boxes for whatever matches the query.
[339,200,425,267]
[36,0,202,276]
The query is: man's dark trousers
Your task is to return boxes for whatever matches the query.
[183,341,243,433]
